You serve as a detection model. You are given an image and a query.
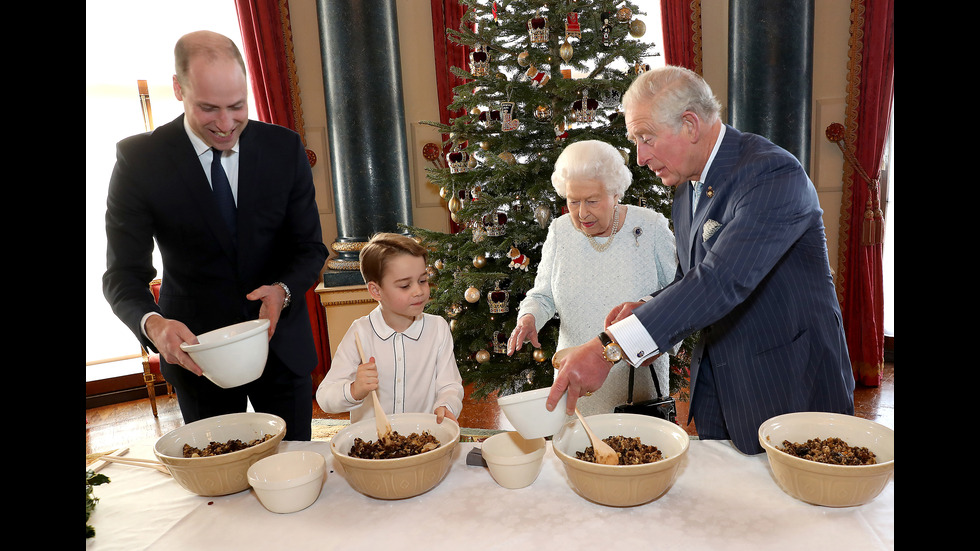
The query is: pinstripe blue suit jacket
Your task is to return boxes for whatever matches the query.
[635,125,854,454]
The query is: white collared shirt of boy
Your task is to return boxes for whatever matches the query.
[315,306,464,424]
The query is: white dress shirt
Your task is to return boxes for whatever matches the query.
[316,306,464,424]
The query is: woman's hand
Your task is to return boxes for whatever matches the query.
[507,314,539,355]
[350,357,379,401]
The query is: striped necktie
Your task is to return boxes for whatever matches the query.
[211,148,237,238]
[691,181,703,214]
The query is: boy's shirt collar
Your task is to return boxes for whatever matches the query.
[369,305,424,341]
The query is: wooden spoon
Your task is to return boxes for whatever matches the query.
[575,408,619,465]
[96,455,172,475]
[354,333,394,444]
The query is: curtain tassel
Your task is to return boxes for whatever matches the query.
[861,194,884,246]
[826,122,883,246]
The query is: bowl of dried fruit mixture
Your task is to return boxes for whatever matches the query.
[551,413,690,507]
[153,412,286,496]
[758,412,894,507]
[330,412,460,499]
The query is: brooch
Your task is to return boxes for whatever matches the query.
[633,227,642,247]
[706,186,714,198]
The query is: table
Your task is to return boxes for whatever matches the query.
[86,438,893,550]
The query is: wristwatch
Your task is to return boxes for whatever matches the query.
[273,281,291,309]
[597,331,623,364]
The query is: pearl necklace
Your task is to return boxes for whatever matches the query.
[584,205,620,252]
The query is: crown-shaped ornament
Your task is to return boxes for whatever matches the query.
[469,45,489,77]
[487,282,510,314]
[483,211,508,237]
[572,90,599,123]
[447,147,469,174]
[492,331,508,353]
[527,12,549,43]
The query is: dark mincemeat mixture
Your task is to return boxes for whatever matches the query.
[348,431,440,459]
[778,437,877,465]
[182,434,274,458]
[576,435,665,465]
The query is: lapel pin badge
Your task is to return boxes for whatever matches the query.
[706,186,714,198]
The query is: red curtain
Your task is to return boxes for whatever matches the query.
[659,0,702,73]
[837,0,893,386]
[430,0,471,234]
[235,0,331,384]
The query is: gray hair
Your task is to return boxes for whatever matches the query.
[622,66,721,132]
[551,140,631,198]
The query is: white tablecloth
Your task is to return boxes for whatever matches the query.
[87,437,894,550]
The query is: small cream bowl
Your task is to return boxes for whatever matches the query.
[247,451,326,513]
[497,387,569,439]
[481,431,546,489]
[180,319,270,389]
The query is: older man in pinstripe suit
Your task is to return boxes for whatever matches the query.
[548,66,854,455]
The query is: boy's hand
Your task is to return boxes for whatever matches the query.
[351,357,379,401]
[434,406,458,424]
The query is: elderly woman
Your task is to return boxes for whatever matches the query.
[507,140,677,416]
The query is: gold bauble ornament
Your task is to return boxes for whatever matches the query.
[449,319,457,331]
[629,19,646,38]
[532,348,547,362]
[464,286,481,303]
[517,50,530,67]
[448,195,461,213]
[476,349,490,363]
[439,186,448,199]
[480,141,491,150]
[498,151,516,165]
[559,38,573,62]
[617,7,633,23]
[434,259,444,270]
[473,254,487,268]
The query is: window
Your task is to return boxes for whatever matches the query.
[86,1,255,381]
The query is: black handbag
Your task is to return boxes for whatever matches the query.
[614,362,677,423]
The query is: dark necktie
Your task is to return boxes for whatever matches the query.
[211,148,237,238]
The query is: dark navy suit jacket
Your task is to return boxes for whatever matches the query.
[103,114,328,379]
[635,125,854,454]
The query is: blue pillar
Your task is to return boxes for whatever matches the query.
[728,0,813,174]
[316,0,413,284]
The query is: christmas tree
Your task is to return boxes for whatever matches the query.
[407,0,692,400]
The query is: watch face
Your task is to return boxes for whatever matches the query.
[604,344,623,363]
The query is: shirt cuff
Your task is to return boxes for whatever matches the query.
[140,311,163,340]
[606,314,660,366]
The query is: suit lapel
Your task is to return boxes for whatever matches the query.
[688,125,740,267]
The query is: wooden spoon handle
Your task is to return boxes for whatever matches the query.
[354,333,393,438]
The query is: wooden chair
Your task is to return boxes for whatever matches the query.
[141,279,173,416]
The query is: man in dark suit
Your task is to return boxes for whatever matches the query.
[103,31,328,440]
[547,66,853,454]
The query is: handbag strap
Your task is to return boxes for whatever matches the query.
[626,363,666,405]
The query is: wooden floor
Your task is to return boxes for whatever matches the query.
[86,362,894,456]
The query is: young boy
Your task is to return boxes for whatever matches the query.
[316,233,464,424]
